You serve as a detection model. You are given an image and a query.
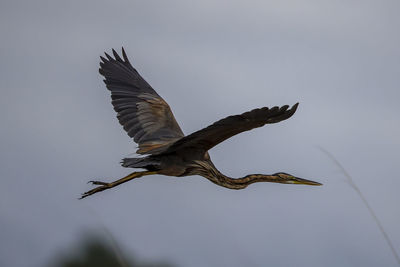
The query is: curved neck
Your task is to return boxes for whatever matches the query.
[216,173,284,189]
[191,160,282,189]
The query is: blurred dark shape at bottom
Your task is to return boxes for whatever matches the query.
[46,231,175,267]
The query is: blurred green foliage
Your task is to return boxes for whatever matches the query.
[47,232,175,267]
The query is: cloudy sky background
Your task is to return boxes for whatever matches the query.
[1,0,400,266]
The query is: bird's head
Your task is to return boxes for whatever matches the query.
[272,172,322,186]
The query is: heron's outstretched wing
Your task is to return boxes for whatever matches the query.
[167,103,298,152]
[99,48,184,154]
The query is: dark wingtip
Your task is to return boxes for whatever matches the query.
[267,102,299,123]
[121,47,130,63]
[104,52,113,61]
[112,48,123,62]
[100,55,108,63]
[279,105,290,112]
[291,102,299,113]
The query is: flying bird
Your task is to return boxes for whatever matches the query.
[81,48,321,199]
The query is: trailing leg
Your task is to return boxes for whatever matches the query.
[80,171,157,199]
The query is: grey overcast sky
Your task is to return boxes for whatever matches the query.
[1,0,400,266]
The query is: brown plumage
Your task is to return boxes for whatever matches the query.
[81,48,321,199]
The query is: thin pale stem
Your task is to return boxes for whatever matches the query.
[319,146,400,266]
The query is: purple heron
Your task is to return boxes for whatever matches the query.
[81,48,321,199]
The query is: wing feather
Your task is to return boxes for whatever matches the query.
[99,48,184,154]
[167,103,299,152]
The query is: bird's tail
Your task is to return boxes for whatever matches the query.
[121,157,159,169]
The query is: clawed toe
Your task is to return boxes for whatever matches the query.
[88,180,109,186]
[81,186,106,199]
[80,181,112,199]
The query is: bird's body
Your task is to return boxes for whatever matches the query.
[81,48,321,199]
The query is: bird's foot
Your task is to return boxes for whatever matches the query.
[88,180,109,186]
[80,180,111,199]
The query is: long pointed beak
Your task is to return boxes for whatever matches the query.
[292,176,322,186]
